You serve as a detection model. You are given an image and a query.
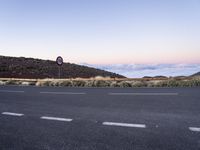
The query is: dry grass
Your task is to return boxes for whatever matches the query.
[0,76,200,87]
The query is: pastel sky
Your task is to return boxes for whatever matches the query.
[0,0,200,77]
[0,0,200,63]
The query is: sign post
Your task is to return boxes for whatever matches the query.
[56,56,63,79]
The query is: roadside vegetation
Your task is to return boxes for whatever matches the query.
[0,76,200,87]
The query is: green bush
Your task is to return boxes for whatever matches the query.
[51,81,60,86]
[41,81,52,86]
[72,80,86,87]
[155,79,200,87]
[85,80,95,87]
[157,81,168,87]
[59,80,72,87]
[110,81,120,87]
[5,80,19,85]
[2,78,200,87]
[118,81,132,87]
[0,81,6,85]
[130,81,148,87]
[94,80,110,87]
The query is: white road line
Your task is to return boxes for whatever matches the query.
[102,122,146,128]
[189,127,200,132]
[40,116,73,122]
[109,93,178,96]
[40,92,86,95]
[0,90,25,93]
[2,112,24,116]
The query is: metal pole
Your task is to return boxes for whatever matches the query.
[58,66,61,79]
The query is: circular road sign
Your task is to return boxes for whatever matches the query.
[56,56,63,66]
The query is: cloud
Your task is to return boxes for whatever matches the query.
[80,63,200,78]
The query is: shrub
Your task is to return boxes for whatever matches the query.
[36,81,41,86]
[155,81,168,87]
[50,81,60,86]
[146,81,156,87]
[1,77,200,87]
[59,80,72,87]
[36,81,51,86]
[72,80,86,87]
[43,81,52,86]
[130,81,148,87]
[85,80,95,87]
[94,80,110,87]
[5,80,19,85]
[186,79,200,87]
[21,82,31,86]
[118,81,132,87]
[0,81,6,85]
[166,80,179,87]
[110,81,120,87]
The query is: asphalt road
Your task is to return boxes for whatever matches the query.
[0,86,200,150]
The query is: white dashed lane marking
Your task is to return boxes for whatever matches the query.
[189,127,200,132]
[0,90,25,93]
[40,91,86,95]
[102,122,146,128]
[109,93,179,96]
[40,116,73,122]
[2,112,24,116]
[1,112,199,133]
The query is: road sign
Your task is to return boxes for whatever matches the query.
[56,56,63,66]
[56,56,63,79]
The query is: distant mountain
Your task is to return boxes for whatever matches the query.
[191,72,200,77]
[143,76,168,79]
[153,76,168,79]
[0,56,125,79]
[143,76,152,78]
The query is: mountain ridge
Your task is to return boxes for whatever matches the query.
[0,55,125,79]
[191,72,200,77]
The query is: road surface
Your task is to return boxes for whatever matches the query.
[0,86,200,150]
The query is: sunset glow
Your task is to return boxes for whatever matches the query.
[0,0,200,77]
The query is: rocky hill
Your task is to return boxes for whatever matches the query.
[191,72,200,77]
[0,55,125,79]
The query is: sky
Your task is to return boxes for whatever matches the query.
[0,0,200,77]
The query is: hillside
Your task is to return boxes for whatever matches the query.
[191,72,200,77]
[0,56,125,79]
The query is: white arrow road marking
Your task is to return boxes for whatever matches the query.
[102,122,146,128]
[2,112,24,116]
[40,116,73,122]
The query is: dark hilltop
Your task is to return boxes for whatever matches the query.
[0,55,125,79]
[191,72,200,77]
